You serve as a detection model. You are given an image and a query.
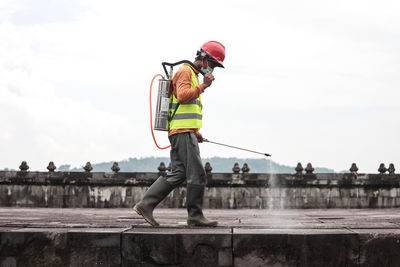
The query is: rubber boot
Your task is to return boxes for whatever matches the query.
[186,184,218,227]
[133,177,173,227]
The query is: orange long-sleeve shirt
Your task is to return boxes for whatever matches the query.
[168,64,205,137]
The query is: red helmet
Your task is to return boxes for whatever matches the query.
[200,41,225,68]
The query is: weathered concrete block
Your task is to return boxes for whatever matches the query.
[0,229,69,266]
[340,197,350,208]
[389,188,397,198]
[368,196,379,208]
[281,197,294,209]
[380,189,390,198]
[377,197,383,208]
[355,229,400,267]
[318,179,329,185]
[305,197,319,209]
[360,197,370,208]
[209,197,223,209]
[358,188,367,197]
[68,229,123,267]
[219,188,234,209]
[246,188,260,208]
[63,185,90,208]
[301,231,359,266]
[280,188,288,198]
[271,197,283,209]
[340,188,351,198]
[317,188,329,204]
[235,188,252,208]
[233,229,359,267]
[350,197,362,208]
[173,187,186,208]
[46,186,64,208]
[259,188,269,198]
[261,197,268,209]
[0,186,13,207]
[253,195,262,209]
[292,188,301,198]
[271,188,281,198]
[367,189,380,198]
[121,230,178,266]
[70,248,120,267]
[179,229,232,267]
[121,228,232,267]
[205,187,223,209]
[234,229,294,267]
[0,256,16,267]
[68,230,121,248]
[350,188,359,198]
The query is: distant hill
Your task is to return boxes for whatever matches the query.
[58,157,334,173]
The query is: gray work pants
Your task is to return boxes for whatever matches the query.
[165,132,206,187]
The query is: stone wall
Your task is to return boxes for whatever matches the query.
[1,162,400,209]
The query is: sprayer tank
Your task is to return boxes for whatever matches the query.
[154,78,170,131]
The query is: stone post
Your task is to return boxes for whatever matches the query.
[19,161,29,173]
[305,163,314,174]
[232,163,240,174]
[111,162,120,173]
[295,163,303,176]
[378,163,387,174]
[349,163,358,174]
[47,161,57,172]
[232,163,244,184]
[83,162,93,173]
[241,163,250,174]
[205,162,213,184]
[388,163,395,175]
[158,162,167,177]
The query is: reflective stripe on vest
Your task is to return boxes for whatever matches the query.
[168,65,202,130]
[169,99,202,110]
[173,113,203,120]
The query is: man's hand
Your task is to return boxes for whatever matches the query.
[202,73,215,89]
[195,131,204,143]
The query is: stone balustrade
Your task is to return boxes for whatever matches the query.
[0,161,399,209]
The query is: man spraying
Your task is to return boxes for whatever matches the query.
[133,41,225,227]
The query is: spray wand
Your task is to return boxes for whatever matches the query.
[150,60,271,158]
[203,139,271,157]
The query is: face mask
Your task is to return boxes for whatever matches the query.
[201,66,213,74]
[201,59,214,74]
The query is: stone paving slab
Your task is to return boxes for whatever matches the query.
[1,208,400,266]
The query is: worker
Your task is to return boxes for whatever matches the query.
[133,41,225,227]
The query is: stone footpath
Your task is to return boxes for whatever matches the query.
[1,208,400,266]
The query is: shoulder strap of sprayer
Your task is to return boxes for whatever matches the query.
[169,103,180,122]
[167,102,179,131]
[162,60,205,79]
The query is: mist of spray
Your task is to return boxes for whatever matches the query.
[268,159,283,209]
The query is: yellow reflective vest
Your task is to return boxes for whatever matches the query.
[168,65,202,130]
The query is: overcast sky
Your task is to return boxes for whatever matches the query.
[1,0,399,172]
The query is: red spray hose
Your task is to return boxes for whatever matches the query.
[150,74,171,150]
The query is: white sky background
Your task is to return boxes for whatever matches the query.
[0,0,399,172]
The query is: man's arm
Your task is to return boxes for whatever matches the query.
[174,69,214,103]
[174,68,204,103]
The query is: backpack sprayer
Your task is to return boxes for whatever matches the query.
[149,61,271,157]
[149,60,205,149]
